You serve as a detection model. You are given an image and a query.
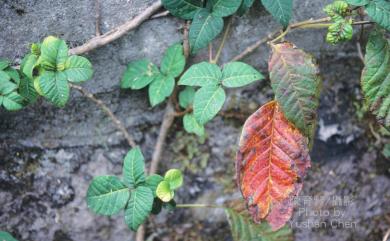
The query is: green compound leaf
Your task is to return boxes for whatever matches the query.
[21,54,38,79]
[222,62,264,88]
[361,29,390,128]
[156,180,174,202]
[123,147,146,188]
[39,36,68,70]
[189,9,224,53]
[2,92,24,111]
[86,175,130,216]
[179,62,222,86]
[162,0,203,19]
[63,56,93,82]
[19,76,38,104]
[179,86,195,108]
[183,113,205,136]
[0,59,9,70]
[193,84,226,124]
[225,207,293,241]
[161,43,185,78]
[269,42,321,140]
[261,0,293,28]
[37,71,70,107]
[209,0,242,17]
[148,74,175,107]
[164,169,183,190]
[0,231,18,241]
[145,174,164,197]
[365,0,390,31]
[345,0,369,6]
[120,59,159,90]
[237,0,255,16]
[124,186,154,231]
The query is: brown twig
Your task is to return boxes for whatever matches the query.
[383,228,390,241]
[69,83,136,147]
[183,21,191,59]
[151,10,170,19]
[69,1,162,55]
[208,43,213,62]
[212,16,233,64]
[95,0,101,36]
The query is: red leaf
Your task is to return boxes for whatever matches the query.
[236,100,311,230]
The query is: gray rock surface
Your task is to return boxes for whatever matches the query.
[1,0,390,241]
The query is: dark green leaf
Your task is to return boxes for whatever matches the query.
[124,186,154,231]
[221,62,264,88]
[63,56,93,82]
[209,0,242,17]
[148,74,175,107]
[39,36,68,70]
[0,231,18,241]
[145,174,164,197]
[161,43,185,77]
[179,62,222,86]
[237,0,255,16]
[86,175,130,216]
[163,199,177,211]
[193,84,226,124]
[261,0,293,27]
[179,86,196,108]
[19,76,38,103]
[151,198,163,215]
[2,92,24,111]
[37,71,70,107]
[365,0,390,31]
[189,9,224,53]
[345,0,369,6]
[162,0,203,19]
[183,113,205,136]
[121,59,159,89]
[123,147,146,188]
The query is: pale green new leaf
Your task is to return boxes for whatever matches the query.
[145,174,164,197]
[164,169,183,190]
[156,180,174,202]
[37,71,70,107]
[148,74,175,107]
[345,0,369,6]
[86,175,130,216]
[63,56,93,82]
[21,54,38,79]
[0,231,19,241]
[121,59,159,90]
[193,85,226,124]
[2,92,24,111]
[222,62,264,88]
[39,36,68,70]
[189,9,224,53]
[161,43,185,77]
[123,147,146,188]
[179,86,195,108]
[124,186,154,231]
[19,76,38,103]
[365,0,390,31]
[361,29,390,128]
[261,0,293,27]
[209,0,242,17]
[225,208,293,241]
[179,62,222,86]
[183,113,205,136]
[162,0,203,19]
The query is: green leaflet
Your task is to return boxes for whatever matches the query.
[19,76,38,104]
[179,86,195,108]
[162,0,203,19]
[269,42,321,140]
[121,59,159,90]
[145,174,164,197]
[183,113,205,136]
[0,59,9,70]
[37,71,70,107]
[209,0,242,17]
[123,147,146,188]
[365,0,390,31]
[63,55,93,82]
[225,208,293,241]
[21,54,38,79]
[160,43,185,77]
[261,0,293,28]
[124,186,154,231]
[189,9,224,53]
[193,84,226,124]
[39,36,68,70]
[164,169,183,190]
[4,67,20,85]
[179,62,222,86]
[86,175,130,216]
[221,62,264,88]
[156,180,175,202]
[345,0,369,6]
[2,92,24,111]
[0,231,19,241]
[148,74,175,106]
[361,29,390,128]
